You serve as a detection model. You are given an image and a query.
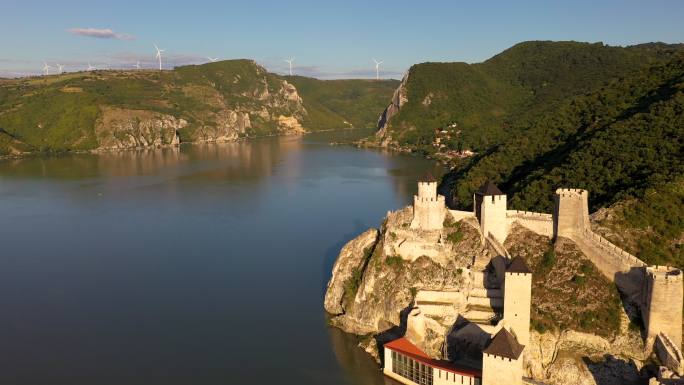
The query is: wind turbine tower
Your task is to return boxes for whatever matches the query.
[154,44,165,70]
[56,63,64,74]
[285,57,295,76]
[133,61,141,70]
[373,58,383,80]
[42,61,52,76]
[87,61,96,71]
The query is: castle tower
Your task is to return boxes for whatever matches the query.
[474,181,508,242]
[482,328,524,385]
[410,174,445,230]
[503,257,532,346]
[644,266,683,348]
[553,188,590,239]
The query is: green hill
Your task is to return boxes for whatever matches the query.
[286,76,400,130]
[446,54,684,266]
[378,41,682,152]
[0,60,396,156]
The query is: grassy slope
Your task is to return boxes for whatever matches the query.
[286,76,399,130]
[0,61,397,155]
[506,225,622,337]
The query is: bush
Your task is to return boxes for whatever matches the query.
[541,249,556,271]
[385,255,404,267]
[344,267,363,300]
[447,230,464,244]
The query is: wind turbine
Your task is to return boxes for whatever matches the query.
[373,58,383,80]
[87,61,96,71]
[42,61,52,76]
[207,57,219,62]
[154,44,165,70]
[56,63,64,74]
[284,57,295,76]
[133,61,141,70]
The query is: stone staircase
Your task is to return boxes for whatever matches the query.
[463,269,503,333]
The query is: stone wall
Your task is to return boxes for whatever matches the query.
[449,209,475,222]
[506,211,553,238]
[645,267,684,348]
[482,353,523,385]
[655,332,684,375]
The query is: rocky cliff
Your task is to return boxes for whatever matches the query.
[325,207,654,384]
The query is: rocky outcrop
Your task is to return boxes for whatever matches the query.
[326,207,491,351]
[95,107,184,150]
[325,204,665,384]
[375,72,409,147]
[324,228,379,315]
[194,110,251,142]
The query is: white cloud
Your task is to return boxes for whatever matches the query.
[67,28,134,41]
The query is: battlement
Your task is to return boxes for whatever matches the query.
[647,266,683,282]
[506,210,553,221]
[555,188,588,198]
[415,196,445,203]
[582,228,647,268]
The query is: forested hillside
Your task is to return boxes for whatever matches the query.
[375,41,683,267]
[286,76,399,130]
[378,41,682,152]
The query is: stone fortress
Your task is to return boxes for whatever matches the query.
[382,176,684,385]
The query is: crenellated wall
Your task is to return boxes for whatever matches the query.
[506,211,553,237]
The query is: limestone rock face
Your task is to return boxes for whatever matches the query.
[324,228,379,315]
[94,66,307,151]
[325,206,485,348]
[95,107,185,150]
[524,328,647,385]
[376,72,409,147]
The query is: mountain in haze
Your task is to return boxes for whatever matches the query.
[371,41,683,267]
[0,60,398,157]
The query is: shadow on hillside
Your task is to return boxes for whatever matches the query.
[582,354,646,385]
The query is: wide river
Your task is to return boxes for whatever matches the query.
[0,130,442,385]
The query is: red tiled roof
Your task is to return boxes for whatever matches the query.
[385,337,481,377]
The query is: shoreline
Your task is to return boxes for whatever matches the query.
[0,127,373,162]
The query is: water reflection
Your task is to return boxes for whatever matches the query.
[0,130,442,385]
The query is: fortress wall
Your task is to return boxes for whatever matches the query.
[449,210,475,222]
[507,211,553,237]
[645,266,683,348]
[569,230,645,297]
[483,352,523,385]
[655,333,684,374]
[553,188,647,296]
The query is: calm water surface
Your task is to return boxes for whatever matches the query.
[0,130,441,385]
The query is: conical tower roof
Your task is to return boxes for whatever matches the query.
[483,328,524,360]
[475,181,504,196]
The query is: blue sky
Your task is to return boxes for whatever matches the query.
[1,0,683,78]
